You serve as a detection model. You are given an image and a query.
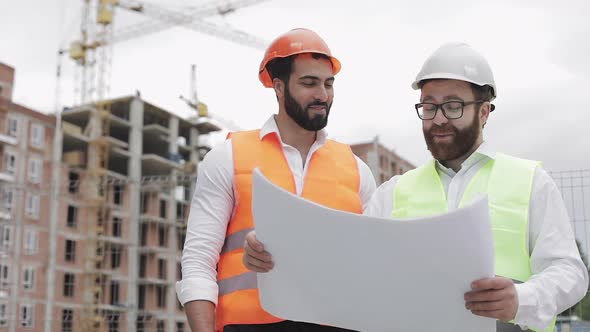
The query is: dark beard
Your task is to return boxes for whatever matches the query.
[284,85,331,131]
[424,111,480,162]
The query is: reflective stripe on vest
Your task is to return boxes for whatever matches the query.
[216,129,362,331]
[392,153,555,332]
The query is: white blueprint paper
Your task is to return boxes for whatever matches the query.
[252,169,496,332]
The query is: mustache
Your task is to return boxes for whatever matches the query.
[306,101,329,109]
[428,124,456,135]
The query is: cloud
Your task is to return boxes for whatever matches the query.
[485,77,590,170]
[548,27,590,76]
[2,0,588,171]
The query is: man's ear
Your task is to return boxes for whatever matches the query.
[480,102,491,128]
[273,78,285,98]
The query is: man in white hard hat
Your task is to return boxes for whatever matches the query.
[243,43,588,332]
[366,42,588,332]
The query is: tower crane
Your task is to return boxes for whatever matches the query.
[67,0,268,104]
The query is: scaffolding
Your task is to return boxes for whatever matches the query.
[82,101,113,331]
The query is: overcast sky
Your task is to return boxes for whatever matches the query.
[1,0,589,172]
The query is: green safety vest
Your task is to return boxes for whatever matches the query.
[391,152,554,332]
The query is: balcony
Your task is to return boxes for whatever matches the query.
[192,117,222,135]
[0,133,17,146]
[0,171,14,182]
[137,245,169,256]
[63,105,131,129]
[62,121,89,154]
[141,154,183,176]
[0,209,10,220]
[139,213,175,226]
[143,124,169,137]
[137,277,171,286]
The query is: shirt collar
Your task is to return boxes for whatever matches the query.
[435,141,497,176]
[259,115,328,145]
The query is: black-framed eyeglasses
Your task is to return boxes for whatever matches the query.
[414,100,486,120]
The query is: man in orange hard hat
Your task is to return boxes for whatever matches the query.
[176,28,376,331]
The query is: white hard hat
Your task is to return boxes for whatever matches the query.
[412,43,497,101]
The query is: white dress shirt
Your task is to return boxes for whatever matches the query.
[176,115,376,306]
[365,142,589,330]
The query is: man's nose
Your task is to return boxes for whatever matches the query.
[314,86,328,102]
[432,108,449,126]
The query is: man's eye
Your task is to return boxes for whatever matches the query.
[445,102,463,111]
[422,104,436,112]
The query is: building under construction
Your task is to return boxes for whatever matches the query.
[0,62,221,332]
[57,93,222,332]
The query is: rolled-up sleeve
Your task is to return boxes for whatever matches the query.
[513,168,589,330]
[175,140,234,306]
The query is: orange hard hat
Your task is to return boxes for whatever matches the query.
[258,28,341,88]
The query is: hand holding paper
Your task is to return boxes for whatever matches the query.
[251,168,496,332]
[243,230,274,272]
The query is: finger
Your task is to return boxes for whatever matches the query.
[471,276,512,291]
[243,253,274,272]
[243,239,272,262]
[465,299,505,312]
[464,289,506,302]
[245,231,264,252]
[243,261,271,273]
[470,309,506,320]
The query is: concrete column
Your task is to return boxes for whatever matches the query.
[86,106,103,173]
[167,117,179,332]
[126,97,143,331]
[188,127,200,198]
[169,117,179,157]
[8,113,26,332]
[189,127,199,163]
[44,110,63,332]
[367,136,381,184]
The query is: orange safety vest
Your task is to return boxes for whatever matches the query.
[215,130,362,331]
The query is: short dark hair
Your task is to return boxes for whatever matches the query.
[470,84,496,114]
[266,53,332,86]
[470,84,494,102]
